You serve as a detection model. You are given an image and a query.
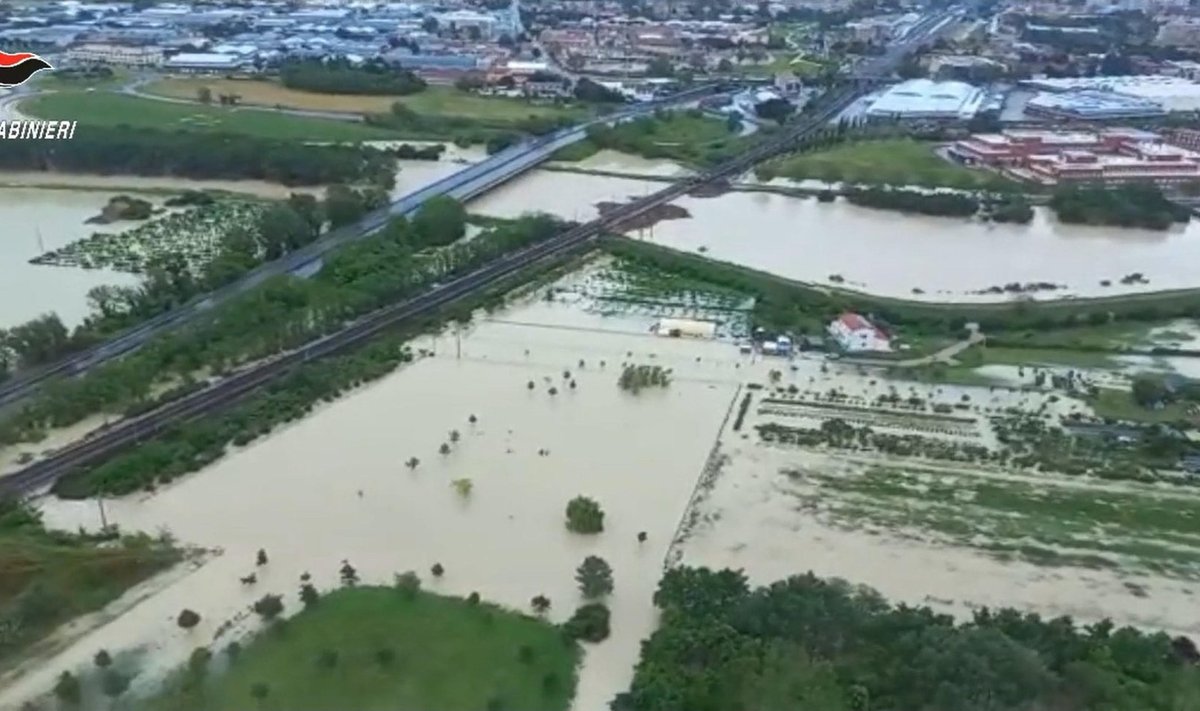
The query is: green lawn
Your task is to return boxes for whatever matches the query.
[21,91,404,142]
[399,85,587,123]
[758,139,1018,190]
[0,500,179,669]
[1088,387,1195,424]
[554,110,746,166]
[141,587,580,711]
[972,345,1117,369]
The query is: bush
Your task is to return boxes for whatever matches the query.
[563,602,611,642]
[565,496,605,534]
[394,571,421,599]
[575,555,614,598]
[177,608,201,629]
[252,594,284,620]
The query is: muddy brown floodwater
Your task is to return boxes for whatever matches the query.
[6,294,750,710]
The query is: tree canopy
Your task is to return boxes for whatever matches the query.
[616,567,1200,711]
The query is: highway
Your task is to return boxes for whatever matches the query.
[0,6,963,497]
[0,84,718,409]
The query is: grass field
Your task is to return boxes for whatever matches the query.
[734,53,825,77]
[554,110,743,165]
[21,91,404,142]
[758,139,1018,190]
[798,463,1200,577]
[142,587,579,711]
[1088,387,1196,424]
[0,501,179,668]
[143,78,586,124]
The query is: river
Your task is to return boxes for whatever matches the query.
[470,162,1200,303]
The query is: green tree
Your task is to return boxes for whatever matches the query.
[177,608,201,629]
[252,593,283,620]
[394,571,421,599]
[575,555,614,598]
[101,669,130,701]
[563,602,610,642]
[531,594,551,615]
[411,196,467,248]
[94,649,112,668]
[340,559,360,587]
[197,86,213,104]
[1131,375,1168,408]
[300,582,320,607]
[565,496,604,533]
[54,671,81,705]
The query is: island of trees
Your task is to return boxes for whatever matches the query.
[616,567,1200,711]
[1050,183,1190,230]
[843,187,1034,223]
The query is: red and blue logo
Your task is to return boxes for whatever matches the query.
[0,50,51,87]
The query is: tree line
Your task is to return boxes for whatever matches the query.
[603,237,1200,346]
[36,210,565,497]
[1050,183,1190,231]
[0,126,395,187]
[280,58,427,96]
[616,567,1200,711]
[0,187,387,384]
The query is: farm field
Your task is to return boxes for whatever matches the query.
[20,91,402,142]
[142,79,587,124]
[140,587,579,711]
[757,138,1018,190]
[674,365,1200,640]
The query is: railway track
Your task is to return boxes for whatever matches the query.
[0,86,861,497]
[0,85,721,411]
[2,0,968,497]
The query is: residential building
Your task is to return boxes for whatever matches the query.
[827,313,891,353]
[67,42,165,67]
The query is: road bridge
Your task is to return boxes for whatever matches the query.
[0,6,967,496]
[0,84,720,409]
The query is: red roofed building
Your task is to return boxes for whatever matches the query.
[827,312,891,353]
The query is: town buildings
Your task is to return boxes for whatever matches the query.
[1021,75,1200,119]
[951,128,1200,186]
[827,313,891,353]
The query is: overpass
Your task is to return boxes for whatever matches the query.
[0,6,967,498]
[0,84,720,409]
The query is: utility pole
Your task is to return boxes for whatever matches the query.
[97,493,109,530]
[456,325,462,360]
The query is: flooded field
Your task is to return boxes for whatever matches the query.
[5,260,1200,708]
[678,365,1200,640]
[472,167,1200,302]
[3,283,748,711]
[0,189,139,328]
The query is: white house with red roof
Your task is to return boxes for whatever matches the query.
[827,312,891,353]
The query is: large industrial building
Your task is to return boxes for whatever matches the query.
[1021,75,1200,120]
[864,79,987,120]
[950,128,1200,186]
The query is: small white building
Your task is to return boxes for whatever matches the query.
[653,318,717,339]
[827,312,891,353]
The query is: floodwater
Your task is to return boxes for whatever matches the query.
[0,188,139,328]
[6,290,746,710]
[0,146,486,329]
[472,166,1200,302]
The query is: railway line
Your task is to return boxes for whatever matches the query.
[0,7,962,497]
[0,84,719,410]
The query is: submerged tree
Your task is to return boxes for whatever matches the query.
[576,556,614,599]
[405,456,421,470]
[177,608,201,629]
[256,548,269,566]
[452,478,473,498]
[94,649,112,669]
[565,496,605,534]
[563,602,611,642]
[431,562,445,578]
[340,560,359,587]
[252,594,284,621]
[531,594,552,615]
[618,365,672,394]
[439,442,452,456]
